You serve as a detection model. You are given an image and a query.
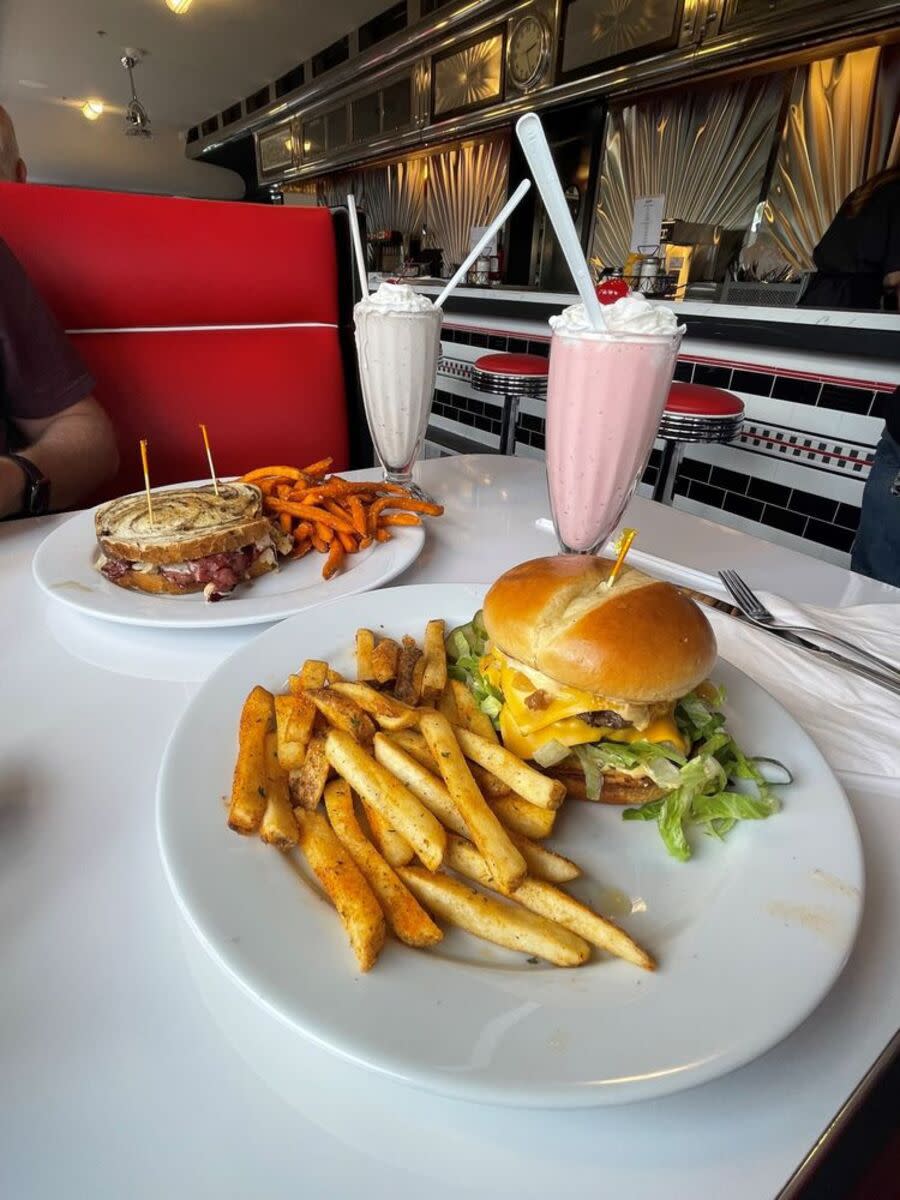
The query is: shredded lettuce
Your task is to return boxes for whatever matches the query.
[446,611,502,728]
[533,740,572,768]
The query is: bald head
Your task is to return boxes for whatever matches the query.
[0,106,27,183]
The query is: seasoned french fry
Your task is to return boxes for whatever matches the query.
[509,832,581,883]
[374,733,467,836]
[386,728,437,771]
[289,734,329,810]
[446,836,652,970]
[331,682,420,731]
[260,731,298,849]
[454,728,566,811]
[300,659,329,689]
[305,688,376,744]
[294,808,385,972]
[361,800,414,867]
[436,683,460,726]
[324,729,446,871]
[469,762,511,798]
[324,780,442,948]
[449,679,498,743]
[394,636,424,705]
[371,637,400,685]
[418,712,526,892]
[355,628,376,682]
[398,868,589,967]
[491,794,557,840]
[227,686,274,835]
[421,619,447,702]
[274,692,315,770]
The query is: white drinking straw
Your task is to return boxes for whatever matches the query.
[515,112,603,330]
[434,179,532,310]
[346,193,369,299]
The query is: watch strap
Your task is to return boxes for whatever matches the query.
[6,453,50,516]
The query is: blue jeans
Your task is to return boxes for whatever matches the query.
[852,432,900,587]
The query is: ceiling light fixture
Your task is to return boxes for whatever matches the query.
[166,0,194,13]
[121,53,152,137]
[82,99,105,120]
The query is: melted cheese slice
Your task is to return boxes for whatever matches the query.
[483,647,688,759]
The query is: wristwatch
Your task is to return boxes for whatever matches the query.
[6,453,51,516]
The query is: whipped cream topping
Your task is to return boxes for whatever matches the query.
[355,282,435,315]
[550,294,681,336]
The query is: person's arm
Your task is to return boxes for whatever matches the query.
[0,395,119,517]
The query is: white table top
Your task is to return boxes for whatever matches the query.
[2,454,898,1200]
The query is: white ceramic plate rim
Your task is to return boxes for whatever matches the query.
[157,584,864,1108]
[31,481,424,629]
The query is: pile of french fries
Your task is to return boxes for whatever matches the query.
[227,619,655,974]
[241,459,444,579]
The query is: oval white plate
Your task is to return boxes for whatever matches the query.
[32,494,424,629]
[157,584,864,1107]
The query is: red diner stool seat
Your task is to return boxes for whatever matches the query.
[653,382,744,504]
[470,352,549,456]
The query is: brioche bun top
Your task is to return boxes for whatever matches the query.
[482,555,717,704]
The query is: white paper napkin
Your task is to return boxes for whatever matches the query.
[706,596,900,779]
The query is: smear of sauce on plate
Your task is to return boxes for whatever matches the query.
[765,901,845,949]
[52,580,95,594]
[811,869,860,899]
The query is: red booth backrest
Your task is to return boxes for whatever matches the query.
[0,183,355,499]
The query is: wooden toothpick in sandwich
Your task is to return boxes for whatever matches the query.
[607,527,637,588]
[139,438,154,528]
[199,423,219,496]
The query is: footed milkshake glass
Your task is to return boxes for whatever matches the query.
[353,300,443,490]
[545,325,683,554]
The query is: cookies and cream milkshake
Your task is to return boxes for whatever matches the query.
[546,295,683,553]
[353,283,443,485]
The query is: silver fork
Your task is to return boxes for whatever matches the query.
[718,569,900,683]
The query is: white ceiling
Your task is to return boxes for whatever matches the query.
[0,0,391,131]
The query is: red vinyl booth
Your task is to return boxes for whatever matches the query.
[0,183,368,501]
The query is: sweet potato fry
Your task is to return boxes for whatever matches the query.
[306,687,376,744]
[300,456,334,477]
[260,731,298,849]
[294,807,385,972]
[418,711,526,892]
[371,495,444,519]
[266,499,355,534]
[292,539,313,559]
[227,686,275,835]
[325,780,441,948]
[242,466,306,482]
[348,495,368,537]
[324,729,446,871]
[398,868,589,967]
[289,734,329,810]
[421,619,447,702]
[323,539,345,580]
[311,531,329,554]
[374,528,392,543]
[379,513,422,527]
[371,638,400,684]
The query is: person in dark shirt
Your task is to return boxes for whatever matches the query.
[801,168,900,310]
[800,167,900,587]
[1,106,118,517]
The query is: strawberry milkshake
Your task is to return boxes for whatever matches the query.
[545,295,683,553]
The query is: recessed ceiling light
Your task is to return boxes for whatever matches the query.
[82,99,104,121]
[166,0,193,13]
[18,78,48,89]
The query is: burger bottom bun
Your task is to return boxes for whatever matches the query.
[549,769,665,807]
[104,554,275,597]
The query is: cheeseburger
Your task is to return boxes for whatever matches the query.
[460,555,718,804]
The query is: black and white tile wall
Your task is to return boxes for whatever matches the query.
[423,322,898,567]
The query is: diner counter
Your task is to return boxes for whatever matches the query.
[1,455,899,1200]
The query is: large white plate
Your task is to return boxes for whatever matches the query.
[32,493,424,629]
[157,584,864,1107]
